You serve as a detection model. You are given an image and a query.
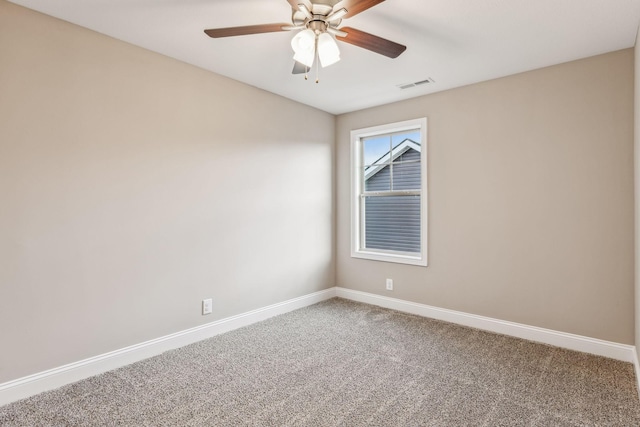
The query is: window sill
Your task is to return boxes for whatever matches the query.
[351,249,427,266]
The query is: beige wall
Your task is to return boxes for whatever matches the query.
[0,1,335,383]
[635,29,640,354]
[337,50,635,344]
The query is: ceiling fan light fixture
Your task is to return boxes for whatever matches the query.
[317,32,340,67]
[291,28,316,68]
[293,49,315,68]
[291,28,315,54]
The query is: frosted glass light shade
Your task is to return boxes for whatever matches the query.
[291,29,316,68]
[291,29,315,54]
[318,33,340,67]
[293,49,315,68]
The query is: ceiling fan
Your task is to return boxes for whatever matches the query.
[204,0,406,78]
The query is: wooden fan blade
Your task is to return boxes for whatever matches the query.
[292,61,308,74]
[335,0,386,19]
[337,27,406,58]
[204,23,289,38]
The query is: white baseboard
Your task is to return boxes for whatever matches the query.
[0,288,337,407]
[335,287,636,363]
[2,286,635,407]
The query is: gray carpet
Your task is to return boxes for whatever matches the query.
[1,298,639,426]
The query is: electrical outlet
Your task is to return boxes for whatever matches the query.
[202,298,213,315]
[386,278,393,291]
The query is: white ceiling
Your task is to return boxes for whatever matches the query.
[9,0,640,114]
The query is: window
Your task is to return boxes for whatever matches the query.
[350,118,427,266]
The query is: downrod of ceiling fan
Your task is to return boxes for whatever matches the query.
[307,19,328,34]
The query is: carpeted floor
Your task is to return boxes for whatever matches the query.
[1,298,639,426]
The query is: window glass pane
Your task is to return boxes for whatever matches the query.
[363,135,390,167]
[391,133,407,151]
[364,164,391,191]
[392,151,421,191]
[364,195,421,253]
[391,131,420,154]
[363,135,392,191]
[364,131,423,193]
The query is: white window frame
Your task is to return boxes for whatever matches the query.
[350,118,428,266]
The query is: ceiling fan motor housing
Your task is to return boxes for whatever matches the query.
[292,3,342,30]
[308,19,328,34]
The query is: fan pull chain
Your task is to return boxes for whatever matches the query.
[315,39,320,83]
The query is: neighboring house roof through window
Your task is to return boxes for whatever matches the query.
[364,138,421,181]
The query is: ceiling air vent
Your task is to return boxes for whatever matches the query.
[397,78,434,90]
